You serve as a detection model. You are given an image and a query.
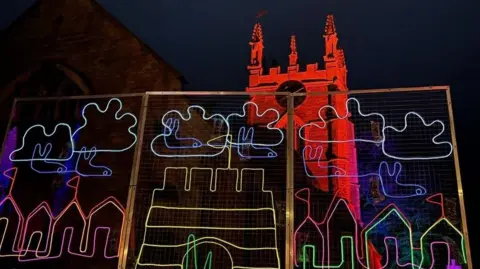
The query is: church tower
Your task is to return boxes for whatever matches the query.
[246,15,361,221]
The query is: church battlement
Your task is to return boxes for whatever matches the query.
[247,14,347,90]
[248,63,330,89]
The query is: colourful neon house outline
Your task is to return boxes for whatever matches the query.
[293,188,467,268]
[0,167,126,261]
[0,168,25,257]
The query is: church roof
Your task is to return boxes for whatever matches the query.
[0,0,185,83]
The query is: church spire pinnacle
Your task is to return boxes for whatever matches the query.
[251,22,263,43]
[323,14,339,62]
[324,14,336,36]
[248,23,264,70]
[289,35,298,66]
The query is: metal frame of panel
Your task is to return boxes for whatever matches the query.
[0,86,471,269]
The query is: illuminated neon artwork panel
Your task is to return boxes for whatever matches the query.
[0,97,142,269]
[294,90,467,269]
[0,90,470,269]
[129,94,287,269]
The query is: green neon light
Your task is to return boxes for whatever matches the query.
[302,236,354,268]
[184,234,214,269]
[419,217,467,268]
[364,207,414,269]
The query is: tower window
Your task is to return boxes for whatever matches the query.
[275,80,306,108]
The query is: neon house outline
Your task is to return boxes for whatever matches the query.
[293,188,467,268]
[0,167,126,261]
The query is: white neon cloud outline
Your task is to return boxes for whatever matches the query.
[29,145,112,177]
[382,112,453,160]
[9,124,74,162]
[298,97,454,160]
[150,106,230,158]
[236,127,278,158]
[135,167,281,269]
[226,102,284,148]
[9,98,138,162]
[302,145,347,177]
[71,98,138,153]
[298,98,386,144]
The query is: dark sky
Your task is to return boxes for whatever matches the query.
[1,0,480,258]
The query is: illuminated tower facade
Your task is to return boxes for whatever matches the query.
[246,15,361,221]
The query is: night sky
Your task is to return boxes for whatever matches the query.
[1,0,479,260]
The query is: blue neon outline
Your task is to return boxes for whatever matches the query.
[298,97,453,161]
[236,127,277,159]
[150,102,285,158]
[29,144,112,177]
[302,145,347,176]
[225,102,284,148]
[9,98,138,162]
[150,105,229,158]
[162,118,202,149]
[302,146,426,198]
[298,98,386,144]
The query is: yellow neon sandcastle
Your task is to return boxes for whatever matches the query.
[135,167,281,269]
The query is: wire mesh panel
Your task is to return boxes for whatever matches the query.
[127,93,288,269]
[293,89,469,269]
[0,96,142,269]
[0,89,470,269]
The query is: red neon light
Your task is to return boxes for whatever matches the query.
[0,168,25,256]
[426,193,445,218]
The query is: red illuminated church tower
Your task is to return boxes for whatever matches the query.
[246,15,361,221]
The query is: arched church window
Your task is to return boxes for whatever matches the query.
[327,83,339,92]
[8,62,90,123]
[0,63,91,171]
[275,80,306,108]
[18,62,90,97]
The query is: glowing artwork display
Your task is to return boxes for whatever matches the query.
[0,167,125,260]
[150,102,284,159]
[8,98,138,177]
[136,89,466,268]
[294,95,465,268]
[240,14,468,268]
[302,147,426,198]
[135,167,280,269]
[0,90,469,269]
[298,97,453,161]
[293,189,466,269]
[0,18,470,268]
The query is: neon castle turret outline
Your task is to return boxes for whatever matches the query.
[245,14,361,221]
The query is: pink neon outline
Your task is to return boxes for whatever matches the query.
[0,168,25,256]
[429,241,451,269]
[293,188,325,267]
[0,168,125,261]
[293,188,465,269]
